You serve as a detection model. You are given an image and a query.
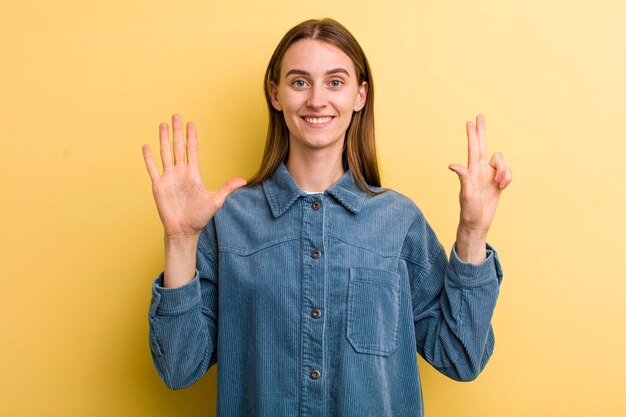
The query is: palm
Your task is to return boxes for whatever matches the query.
[142,114,246,239]
[449,115,512,234]
[151,165,216,237]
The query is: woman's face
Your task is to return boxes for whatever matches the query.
[269,39,367,155]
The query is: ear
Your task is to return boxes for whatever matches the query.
[269,82,282,111]
[353,81,368,112]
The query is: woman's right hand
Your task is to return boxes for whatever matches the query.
[142,114,247,241]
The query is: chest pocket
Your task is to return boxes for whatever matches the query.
[346,267,400,356]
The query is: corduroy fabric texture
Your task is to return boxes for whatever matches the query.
[148,163,503,417]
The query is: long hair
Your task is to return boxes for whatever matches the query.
[247,18,382,194]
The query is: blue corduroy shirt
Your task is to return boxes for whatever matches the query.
[148,163,503,417]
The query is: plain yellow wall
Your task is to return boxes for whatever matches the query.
[2,0,625,416]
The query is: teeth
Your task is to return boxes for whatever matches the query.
[304,117,333,124]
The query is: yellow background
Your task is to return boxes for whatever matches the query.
[2,0,625,416]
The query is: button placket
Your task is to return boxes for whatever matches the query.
[300,196,326,416]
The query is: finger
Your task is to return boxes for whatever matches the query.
[186,121,199,170]
[142,144,160,181]
[213,177,248,211]
[449,163,473,193]
[489,152,506,182]
[159,122,173,170]
[500,167,513,189]
[476,114,487,161]
[466,121,479,165]
[448,163,469,179]
[172,114,185,165]
[489,152,512,189]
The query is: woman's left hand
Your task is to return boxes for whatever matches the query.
[448,115,512,262]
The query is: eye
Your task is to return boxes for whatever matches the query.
[292,79,308,88]
[329,79,343,88]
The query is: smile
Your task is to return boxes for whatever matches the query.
[302,116,334,126]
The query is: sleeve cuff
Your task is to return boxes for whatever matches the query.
[448,243,503,287]
[149,271,202,317]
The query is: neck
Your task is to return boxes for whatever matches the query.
[285,142,345,193]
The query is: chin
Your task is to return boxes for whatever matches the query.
[299,134,344,150]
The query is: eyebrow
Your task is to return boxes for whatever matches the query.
[285,68,350,78]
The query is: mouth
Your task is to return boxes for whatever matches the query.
[301,116,335,127]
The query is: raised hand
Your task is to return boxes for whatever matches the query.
[142,114,246,287]
[448,115,512,263]
[142,114,247,240]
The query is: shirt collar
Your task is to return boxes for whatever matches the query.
[263,163,370,218]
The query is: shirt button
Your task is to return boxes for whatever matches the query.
[311,200,321,211]
[309,369,321,380]
[311,308,321,319]
[311,249,321,259]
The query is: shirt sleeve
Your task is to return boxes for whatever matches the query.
[401,211,503,381]
[147,218,219,390]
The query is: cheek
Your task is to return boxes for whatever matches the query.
[278,94,301,115]
[338,97,358,118]
[279,100,301,130]
[338,91,360,111]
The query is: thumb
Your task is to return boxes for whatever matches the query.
[213,177,248,211]
[448,163,468,180]
[448,163,473,191]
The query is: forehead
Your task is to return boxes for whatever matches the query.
[280,39,356,77]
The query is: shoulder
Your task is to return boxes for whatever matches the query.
[363,187,424,224]
[364,187,443,263]
[215,183,271,220]
[212,182,278,238]
[331,186,428,255]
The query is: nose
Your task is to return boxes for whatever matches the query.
[306,85,327,109]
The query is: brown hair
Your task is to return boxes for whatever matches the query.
[247,18,382,194]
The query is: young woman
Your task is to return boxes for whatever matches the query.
[142,18,512,417]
